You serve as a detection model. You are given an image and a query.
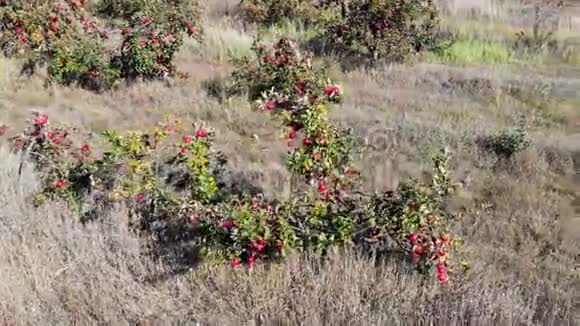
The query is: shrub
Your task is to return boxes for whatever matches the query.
[7,112,223,219]
[110,0,202,80]
[0,0,108,57]
[238,0,318,26]
[47,37,120,90]
[3,38,464,284]
[228,37,336,101]
[481,125,531,160]
[317,0,442,64]
[0,1,115,89]
[94,0,140,19]
[228,37,350,186]
[0,0,203,90]
[202,36,463,281]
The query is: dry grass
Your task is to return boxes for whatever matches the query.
[0,146,574,325]
[0,0,579,324]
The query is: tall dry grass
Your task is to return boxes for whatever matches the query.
[0,145,576,325]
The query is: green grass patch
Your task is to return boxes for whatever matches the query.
[426,37,547,66]
[428,38,514,65]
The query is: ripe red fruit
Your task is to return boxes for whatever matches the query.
[230,258,241,268]
[323,85,341,97]
[288,130,297,140]
[252,239,266,253]
[323,85,333,95]
[152,38,160,44]
[437,273,448,283]
[34,114,48,126]
[333,85,341,95]
[248,253,257,267]
[318,183,328,193]
[440,235,449,243]
[50,22,59,33]
[55,180,65,189]
[436,263,446,273]
[20,36,28,44]
[195,130,208,138]
[303,137,312,146]
[182,135,193,144]
[179,146,188,154]
[294,80,306,96]
[409,233,419,244]
[15,27,23,34]
[80,145,90,153]
[135,193,145,201]
[141,17,151,24]
[265,101,276,111]
[438,250,446,257]
[223,220,235,230]
[413,245,425,255]
[263,55,274,63]
[278,55,288,64]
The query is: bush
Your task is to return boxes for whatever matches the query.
[94,0,140,19]
[0,0,203,90]
[48,37,120,90]
[110,0,202,80]
[317,0,442,64]
[0,0,108,58]
[8,112,223,218]
[3,38,464,284]
[238,0,318,26]
[227,37,336,101]
[481,125,531,160]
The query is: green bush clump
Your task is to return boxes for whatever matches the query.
[94,0,140,19]
[482,125,531,160]
[48,37,121,90]
[317,0,443,64]
[238,0,319,26]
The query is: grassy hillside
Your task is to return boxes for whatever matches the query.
[0,0,578,324]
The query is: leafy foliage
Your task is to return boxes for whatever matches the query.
[48,37,120,90]
[2,37,464,284]
[0,0,202,90]
[238,0,319,26]
[481,125,531,160]
[317,0,443,64]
